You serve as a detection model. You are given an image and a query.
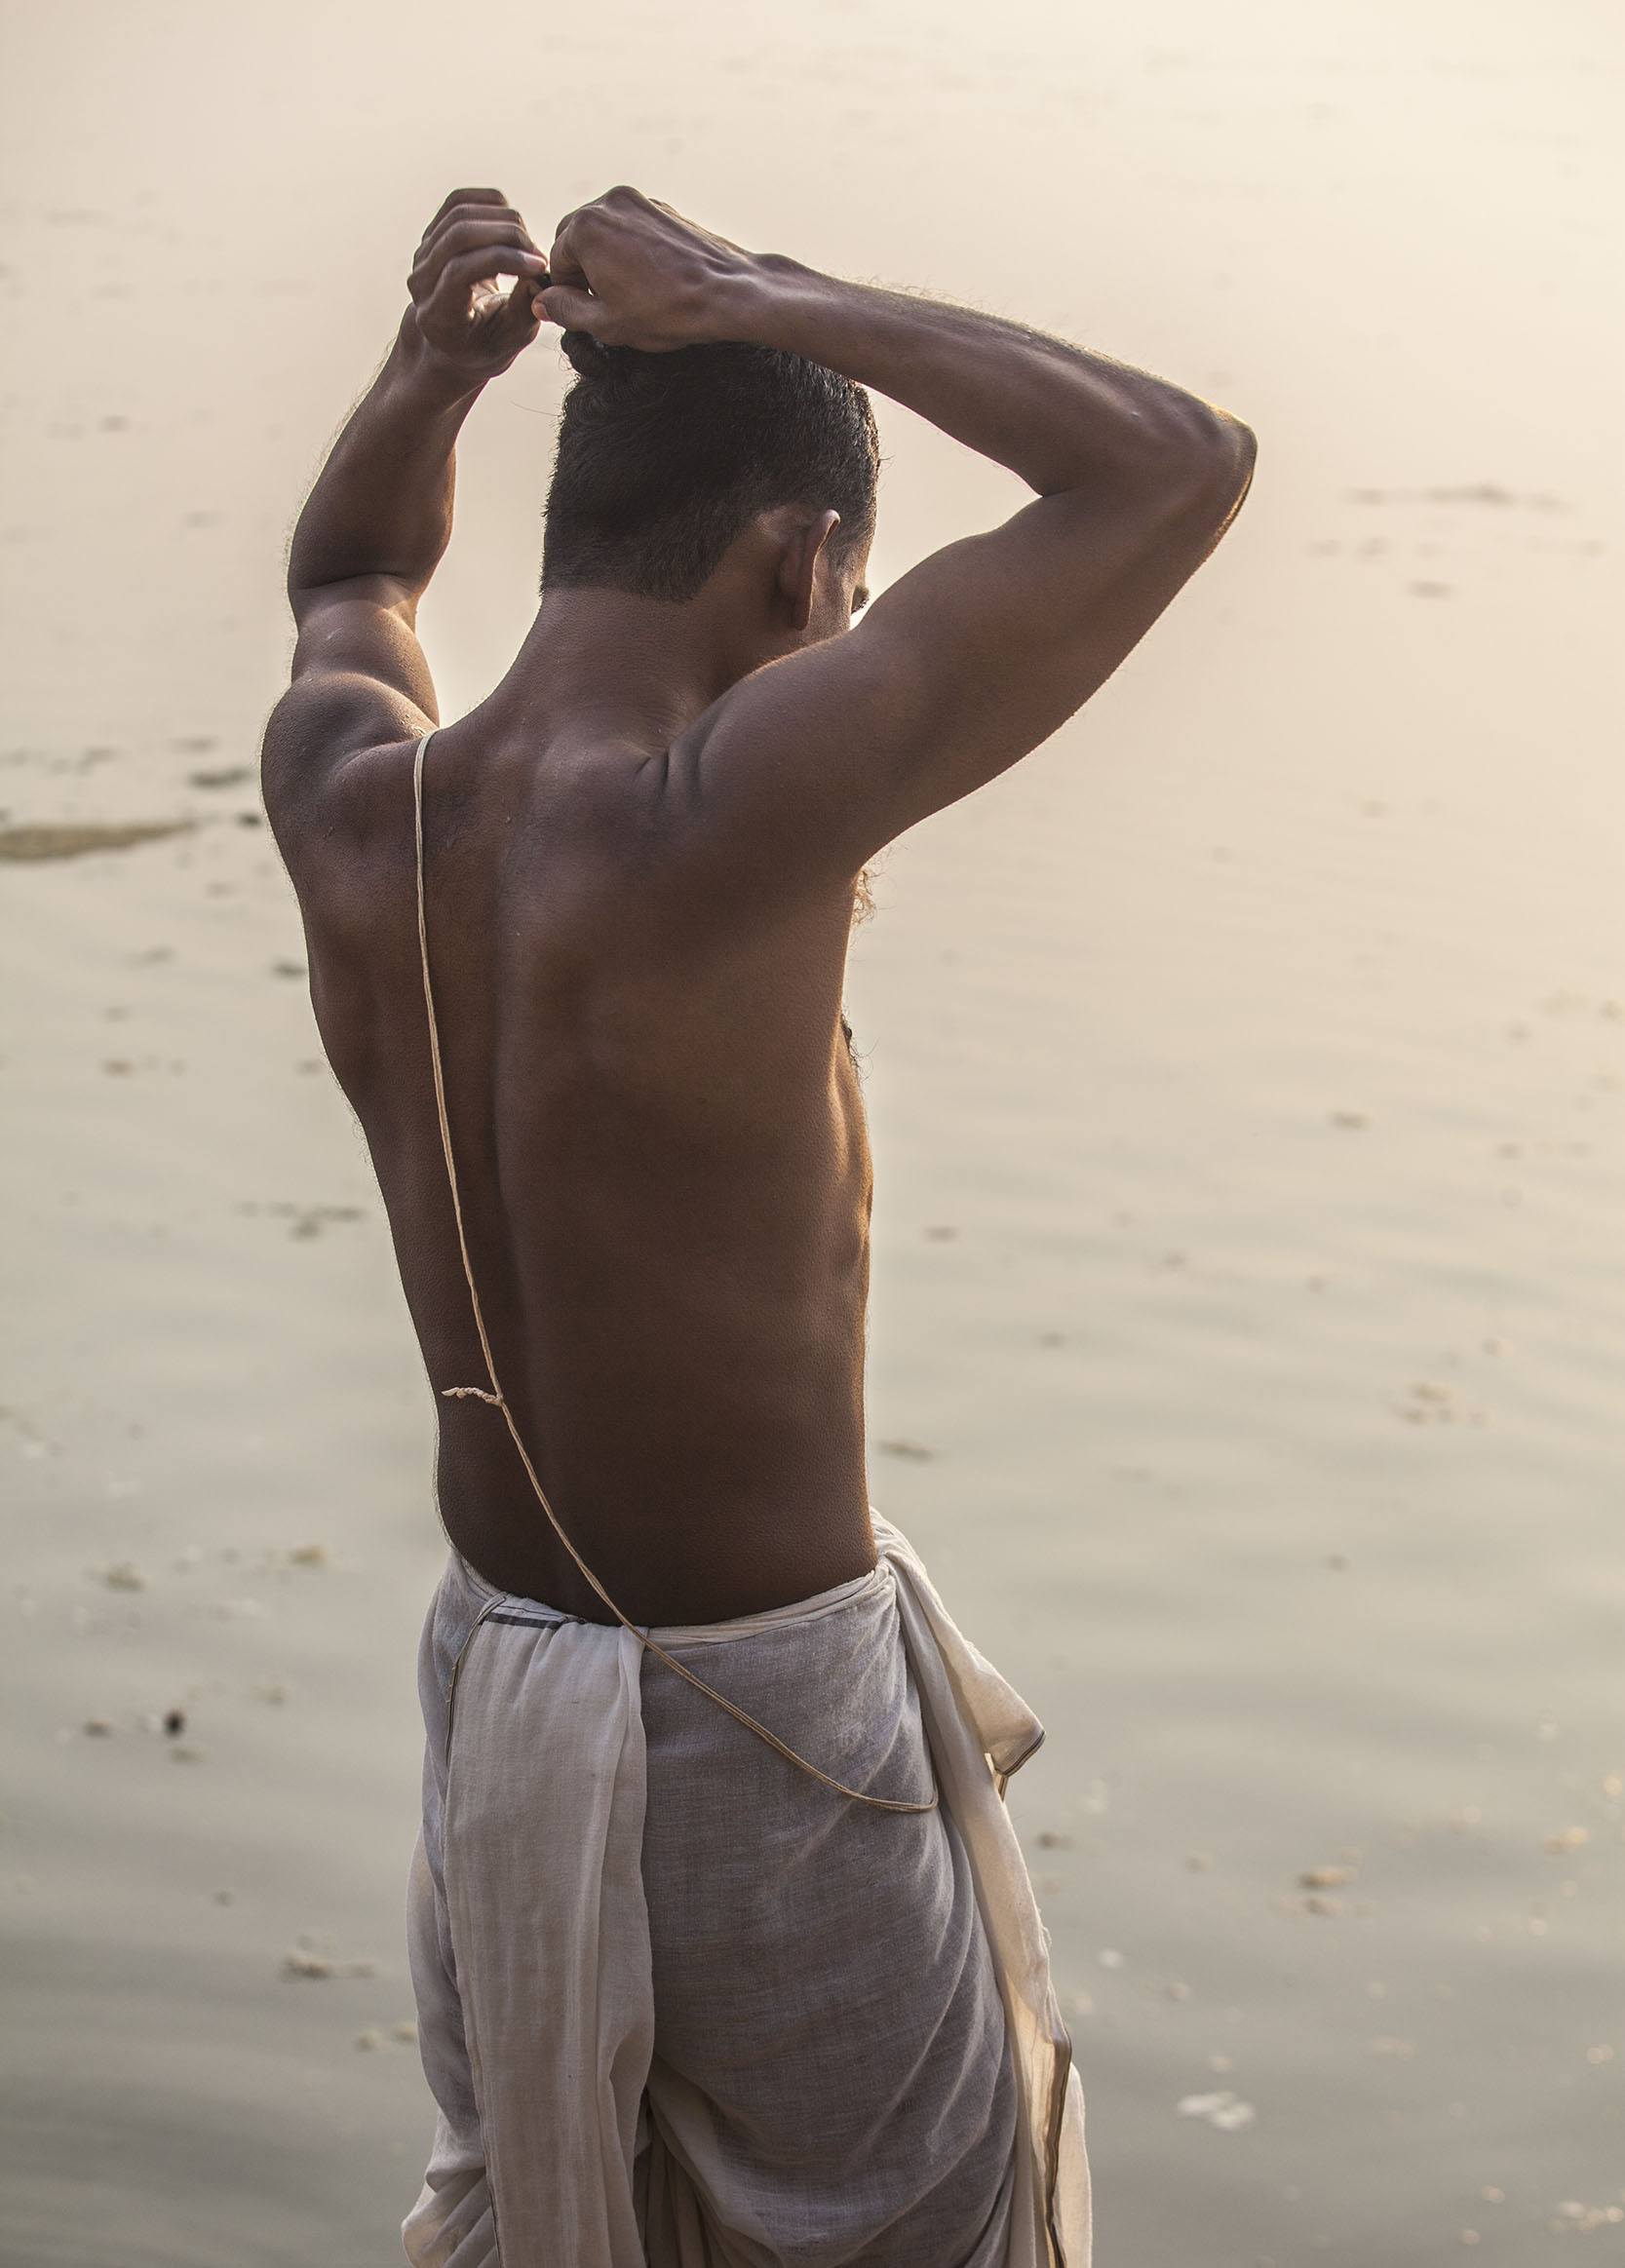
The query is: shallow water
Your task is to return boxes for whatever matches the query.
[1,1,1621,2261]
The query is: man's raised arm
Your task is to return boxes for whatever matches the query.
[747,253,1252,519]
[539,188,1256,889]
[261,190,552,843]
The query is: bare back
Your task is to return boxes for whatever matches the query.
[296,716,879,1626]
[267,194,1256,1631]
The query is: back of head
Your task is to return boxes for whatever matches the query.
[541,331,879,603]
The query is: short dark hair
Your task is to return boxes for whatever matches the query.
[540,330,880,603]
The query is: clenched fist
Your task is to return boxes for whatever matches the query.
[406,186,552,380]
[533,185,759,353]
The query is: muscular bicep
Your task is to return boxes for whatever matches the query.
[674,432,1255,887]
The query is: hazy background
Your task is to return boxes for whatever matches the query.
[2,1,1621,2261]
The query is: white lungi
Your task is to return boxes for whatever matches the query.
[402,1510,1091,2267]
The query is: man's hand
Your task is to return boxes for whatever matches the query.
[406,186,553,383]
[533,185,757,351]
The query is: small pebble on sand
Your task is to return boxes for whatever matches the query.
[283,1947,379,1980]
[285,1950,335,1979]
[1178,2090,1256,2132]
[1550,2203,1624,2232]
[1543,1826,1589,1855]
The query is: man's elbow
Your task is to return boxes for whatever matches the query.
[1190,406,1257,519]
[1133,407,1256,549]
[1121,394,1257,528]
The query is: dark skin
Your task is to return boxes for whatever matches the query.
[261,185,1256,1625]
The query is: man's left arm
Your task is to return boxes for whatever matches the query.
[261,189,551,853]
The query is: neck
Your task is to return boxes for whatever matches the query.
[485,584,756,753]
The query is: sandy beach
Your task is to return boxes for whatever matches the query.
[2,1,1621,2261]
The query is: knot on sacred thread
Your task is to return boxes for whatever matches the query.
[441,1384,505,1408]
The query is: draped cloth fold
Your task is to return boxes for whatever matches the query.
[402,1509,1091,2268]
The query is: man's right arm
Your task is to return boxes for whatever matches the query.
[540,191,1257,889]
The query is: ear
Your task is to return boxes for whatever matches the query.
[776,509,842,634]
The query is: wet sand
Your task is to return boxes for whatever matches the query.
[2,1,1621,2261]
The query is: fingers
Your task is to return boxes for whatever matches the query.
[412,216,542,292]
[420,208,530,260]
[534,283,600,331]
[422,186,513,238]
[418,244,550,324]
[537,221,593,323]
[496,284,546,343]
[545,217,592,289]
[414,195,550,309]
[407,187,557,371]
[413,244,549,320]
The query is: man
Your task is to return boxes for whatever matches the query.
[261,184,1254,2267]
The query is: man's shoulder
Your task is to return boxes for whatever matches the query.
[271,725,668,934]
[272,714,858,953]
[263,732,417,883]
